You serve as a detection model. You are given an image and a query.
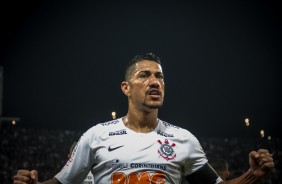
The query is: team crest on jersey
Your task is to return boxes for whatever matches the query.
[157,139,176,161]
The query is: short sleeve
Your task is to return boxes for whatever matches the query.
[55,128,95,184]
[182,131,208,176]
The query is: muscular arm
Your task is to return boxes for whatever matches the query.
[186,149,274,184]
[221,170,260,184]
[221,149,274,184]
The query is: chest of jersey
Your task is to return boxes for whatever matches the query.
[96,129,184,161]
[91,128,187,183]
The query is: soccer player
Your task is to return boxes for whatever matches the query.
[14,53,274,184]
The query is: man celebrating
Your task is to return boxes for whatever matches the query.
[14,53,274,184]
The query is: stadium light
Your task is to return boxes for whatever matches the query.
[260,129,265,138]
[244,118,250,126]
[112,111,116,119]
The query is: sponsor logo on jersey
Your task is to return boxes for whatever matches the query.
[101,119,119,126]
[109,129,127,136]
[108,145,124,152]
[157,139,176,161]
[162,121,179,129]
[111,171,165,183]
[110,159,167,171]
[111,159,128,169]
[130,163,167,171]
[83,173,94,184]
[157,130,174,137]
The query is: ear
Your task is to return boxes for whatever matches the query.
[121,81,130,96]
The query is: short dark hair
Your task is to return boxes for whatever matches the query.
[125,53,162,81]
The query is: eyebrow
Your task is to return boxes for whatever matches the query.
[137,70,163,75]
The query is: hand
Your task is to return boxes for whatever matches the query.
[249,149,274,178]
[14,170,38,184]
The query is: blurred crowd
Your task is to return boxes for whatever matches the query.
[1,124,281,183]
[199,137,282,183]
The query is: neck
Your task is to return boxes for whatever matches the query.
[123,110,158,133]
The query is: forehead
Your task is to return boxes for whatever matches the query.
[134,60,163,73]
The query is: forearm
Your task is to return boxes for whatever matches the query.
[222,170,259,184]
[39,178,61,184]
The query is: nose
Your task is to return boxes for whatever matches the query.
[148,75,160,88]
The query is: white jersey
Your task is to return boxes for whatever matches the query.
[56,118,217,184]
[82,172,94,184]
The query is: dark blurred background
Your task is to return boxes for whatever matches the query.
[1,0,281,138]
[1,1,282,183]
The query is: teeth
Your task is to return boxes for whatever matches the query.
[150,91,159,95]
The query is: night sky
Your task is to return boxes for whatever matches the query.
[1,1,281,138]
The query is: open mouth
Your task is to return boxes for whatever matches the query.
[148,89,161,97]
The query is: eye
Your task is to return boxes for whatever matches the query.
[138,71,149,79]
[138,73,147,78]
[156,73,164,79]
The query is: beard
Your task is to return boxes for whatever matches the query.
[143,101,163,109]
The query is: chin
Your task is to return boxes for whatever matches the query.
[144,103,163,109]
[148,106,160,109]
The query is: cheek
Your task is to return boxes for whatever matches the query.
[142,80,150,86]
[161,83,165,91]
[133,82,147,89]
[129,84,144,95]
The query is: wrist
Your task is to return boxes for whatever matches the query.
[245,169,260,183]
